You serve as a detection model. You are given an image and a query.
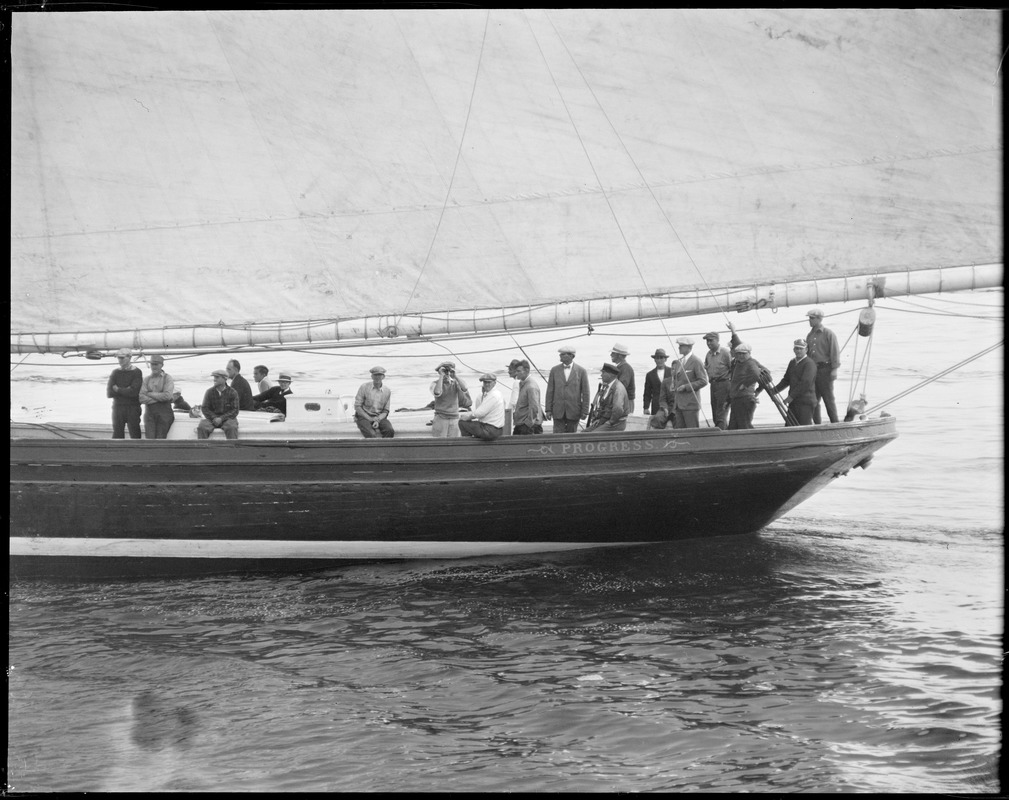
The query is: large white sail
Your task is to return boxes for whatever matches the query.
[10,9,1002,352]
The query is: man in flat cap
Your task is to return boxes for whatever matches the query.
[651,337,708,429]
[354,366,395,438]
[609,342,636,413]
[459,373,505,440]
[197,369,240,439]
[804,308,841,423]
[511,359,544,435]
[106,347,143,439]
[771,339,818,426]
[139,354,176,439]
[642,348,672,417]
[430,361,472,437]
[253,373,293,415]
[544,345,590,433]
[725,342,762,430]
[703,332,732,429]
[585,363,630,433]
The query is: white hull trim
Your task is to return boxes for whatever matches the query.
[11,537,650,560]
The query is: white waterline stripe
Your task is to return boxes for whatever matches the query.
[10,537,649,560]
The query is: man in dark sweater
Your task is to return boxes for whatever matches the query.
[106,347,143,439]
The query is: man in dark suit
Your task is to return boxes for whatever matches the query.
[642,348,672,416]
[544,345,591,433]
[226,359,256,411]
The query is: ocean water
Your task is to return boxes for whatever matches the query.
[8,292,1004,792]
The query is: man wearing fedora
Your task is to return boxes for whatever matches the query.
[253,373,293,415]
[197,369,240,439]
[585,363,630,432]
[354,366,395,438]
[139,354,176,439]
[610,342,635,413]
[804,308,841,424]
[106,347,144,439]
[544,345,591,433]
[642,348,672,417]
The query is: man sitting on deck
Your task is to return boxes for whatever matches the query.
[197,369,240,439]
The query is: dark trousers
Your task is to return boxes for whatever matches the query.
[813,366,839,424]
[709,380,730,429]
[786,401,816,426]
[355,416,395,438]
[551,417,580,434]
[512,423,542,435]
[727,396,756,430]
[458,420,503,440]
[143,402,175,439]
[112,403,142,439]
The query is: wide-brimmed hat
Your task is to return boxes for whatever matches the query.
[610,343,629,355]
[651,349,668,359]
[278,373,293,382]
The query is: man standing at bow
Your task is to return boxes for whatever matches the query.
[703,331,732,430]
[772,339,818,426]
[354,366,395,438]
[544,346,591,433]
[668,337,708,428]
[804,308,841,424]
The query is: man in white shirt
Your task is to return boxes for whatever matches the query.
[459,373,505,440]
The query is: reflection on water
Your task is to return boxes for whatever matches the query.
[130,690,198,752]
[8,525,1002,793]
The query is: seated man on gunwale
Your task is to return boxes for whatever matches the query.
[197,369,240,439]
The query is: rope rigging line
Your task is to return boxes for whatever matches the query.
[391,10,491,330]
[531,14,676,349]
[540,12,747,339]
[863,340,1003,416]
